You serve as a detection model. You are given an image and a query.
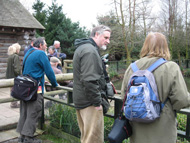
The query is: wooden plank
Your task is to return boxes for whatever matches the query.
[0,63,7,67]
[0,58,8,63]
[0,67,6,73]
[0,73,6,79]
[177,108,190,115]
[0,128,44,142]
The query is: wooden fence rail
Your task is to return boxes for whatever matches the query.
[0,75,190,140]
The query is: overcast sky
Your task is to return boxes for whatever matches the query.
[20,0,113,30]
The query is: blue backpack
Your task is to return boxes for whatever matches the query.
[124,58,167,123]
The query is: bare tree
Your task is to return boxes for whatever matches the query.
[113,0,131,63]
[185,0,189,59]
[112,0,157,63]
[139,0,156,36]
[160,0,181,59]
[113,0,139,63]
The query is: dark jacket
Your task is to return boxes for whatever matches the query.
[73,38,106,109]
[47,52,67,60]
[6,53,21,79]
[24,45,33,55]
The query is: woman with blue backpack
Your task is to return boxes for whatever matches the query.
[121,32,190,143]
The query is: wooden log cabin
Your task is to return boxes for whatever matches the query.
[0,0,45,79]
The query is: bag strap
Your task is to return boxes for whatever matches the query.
[131,58,167,73]
[147,58,167,72]
[130,62,139,72]
[22,49,36,72]
[22,49,42,83]
[120,79,134,116]
[161,98,169,110]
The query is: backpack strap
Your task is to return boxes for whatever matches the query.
[147,58,167,72]
[161,98,169,110]
[147,58,168,110]
[131,62,139,72]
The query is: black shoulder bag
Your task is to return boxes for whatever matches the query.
[11,50,41,102]
[108,85,132,143]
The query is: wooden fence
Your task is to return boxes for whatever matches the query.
[0,73,190,140]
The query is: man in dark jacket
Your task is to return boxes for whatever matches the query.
[73,25,111,143]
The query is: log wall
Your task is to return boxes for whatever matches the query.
[0,27,36,79]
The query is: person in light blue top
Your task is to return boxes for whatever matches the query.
[47,45,67,71]
[16,37,58,143]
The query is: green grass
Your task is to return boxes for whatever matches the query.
[49,104,80,137]
[177,137,190,143]
[177,113,187,131]
[38,134,64,143]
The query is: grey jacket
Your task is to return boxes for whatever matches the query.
[121,57,190,143]
[73,38,106,109]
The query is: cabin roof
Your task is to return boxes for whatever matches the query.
[0,0,45,29]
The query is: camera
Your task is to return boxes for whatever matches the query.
[101,54,109,64]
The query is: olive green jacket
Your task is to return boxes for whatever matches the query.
[121,57,190,143]
[6,53,21,79]
[73,38,106,109]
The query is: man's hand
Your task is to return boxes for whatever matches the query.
[56,83,61,89]
[95,105,102,110]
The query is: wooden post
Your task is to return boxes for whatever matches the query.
[67,91,73,104]
[186,114,190,139]
[114,96,123,119]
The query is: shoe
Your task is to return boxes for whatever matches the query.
[10,101,20,108]
[10,104,20,108]
[45,101,53,108]
[18,136,24,143]
[23,137,42,143]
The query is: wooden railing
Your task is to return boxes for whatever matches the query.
[44,85,190,140]
[62,59,190,74]
[0,75,190,140]
[63,60,73,73]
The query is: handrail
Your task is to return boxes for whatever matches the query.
[0,73,73,88]
[62,59,190,73]
[0,83,190,140]
[45,84,190,140]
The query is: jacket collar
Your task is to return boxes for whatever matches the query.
[89,38,100,55]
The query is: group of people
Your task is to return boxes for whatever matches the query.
[5,25,190,143]
[72,25,190,143]
[5,38,66,143]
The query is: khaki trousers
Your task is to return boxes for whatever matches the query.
[76,106,104,143]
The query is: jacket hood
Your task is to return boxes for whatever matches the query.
[74,38,96,48]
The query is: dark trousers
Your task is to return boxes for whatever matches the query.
[16,94,43,137]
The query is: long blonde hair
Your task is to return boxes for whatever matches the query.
[140,32,171,60]
[7,43,21,55]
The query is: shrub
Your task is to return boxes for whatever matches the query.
[49,104,80,137]
[48,103,189,142]
[177,113,187,131]
[49,103,125,142]
[104,117,114,142]
[184,69,190,77]
[177,113,190,143]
